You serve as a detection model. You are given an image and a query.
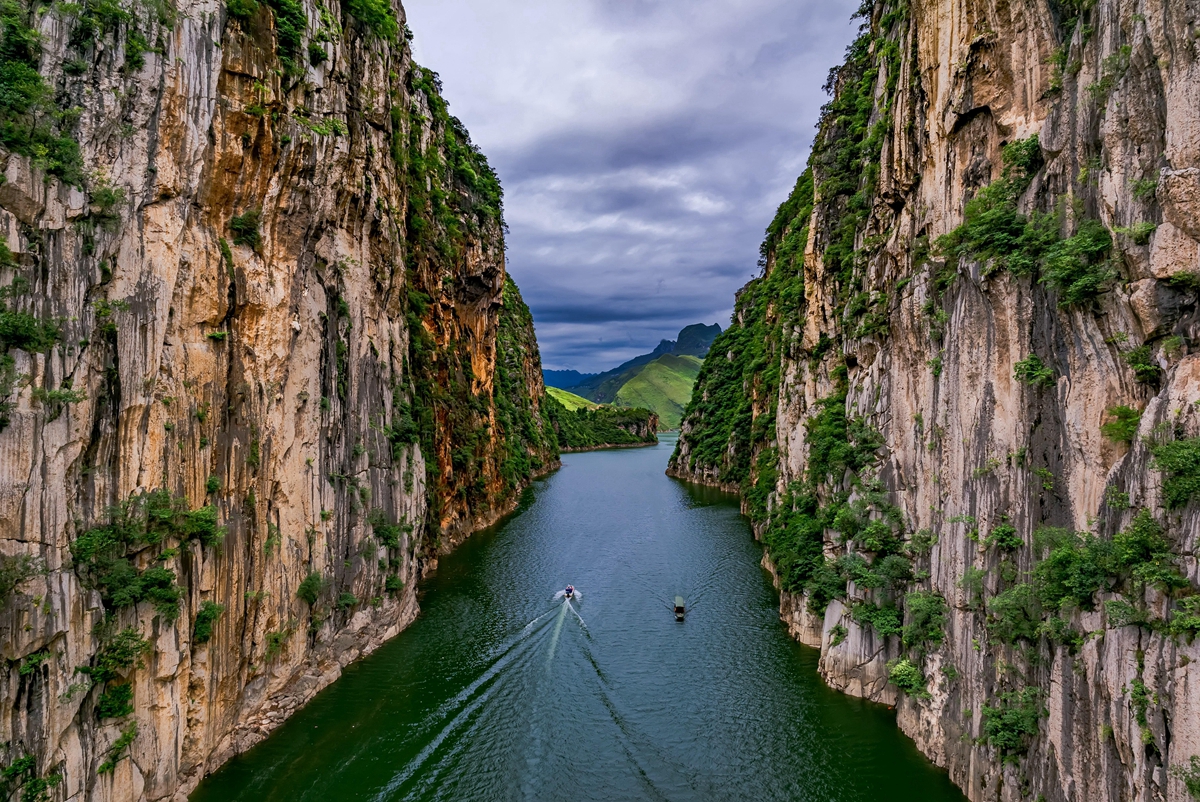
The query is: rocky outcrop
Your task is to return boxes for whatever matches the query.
[0,0,555,799]
[673,1,1200,801]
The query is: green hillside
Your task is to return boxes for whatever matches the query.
[546,386,597,411]
[543,395,658,450]
[614,354,702,430]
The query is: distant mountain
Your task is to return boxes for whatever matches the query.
[543,369,597,389]
[614,354,703,429]
[543,323,721,430]
[673,323,723,356]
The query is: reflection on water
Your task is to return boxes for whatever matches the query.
[192,435,966,802]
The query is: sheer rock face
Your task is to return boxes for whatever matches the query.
[673,1,1200,800]
[0,0,555,799]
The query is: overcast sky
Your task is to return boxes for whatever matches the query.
[404,0,861,373]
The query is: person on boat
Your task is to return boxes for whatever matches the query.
[564,585,575,599]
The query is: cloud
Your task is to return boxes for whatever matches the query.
[404,0,861,373]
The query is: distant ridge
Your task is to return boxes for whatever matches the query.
[541,323,721,429]
[543,369,597,389]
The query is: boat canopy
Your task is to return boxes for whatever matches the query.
[674,596,685,609]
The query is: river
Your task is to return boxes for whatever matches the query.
[191,435,966,801]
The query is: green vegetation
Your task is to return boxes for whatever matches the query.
[1170,755,1200,800]
[1152,437,1200,508]
[96,683,133,719]
[0,552,41,607]
[491,277,557,491]
[18,648,49,675]
[981,688,1044,759]
[346,0,397,39]
[851,601,902,637]
[1101,405,1141,443]
[983,511,1187,646]
[0,0,85,185]
[0,281,62,430]
[984,523,1022,551]
[192,601,225,644]
[32,382,86,420]
[935,135,1115,305]
[97,722,138,774]
[226,0,258,22]
[887,658,928,698]
[297,571,327,606]
[613,354,702,429]
[1172,597,1200,640]
[545,394,657,451]
[1013,355,1055,387]
[262,0,305,73]
[230,209,261,249]
[367,509,407,549]
[71,491,224,619]
[545,386,595,412]
[264,627,290,660]
[902,591,947,651]
[1124,344,1160,384]
[1,755,61,802]
[78,627,149,724]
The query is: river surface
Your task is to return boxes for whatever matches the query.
[192,436,966,802]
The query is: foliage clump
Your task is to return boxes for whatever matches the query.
[96,683,133,719]
[1123,345,1160,384]
[981,687,1044,759]
[1100,405,1141,443]
[544,396,657,451]
[367,509,409,549]
[230,209,262,249]
[71,491,223,619]
[887,657,928,698]
[79,628,150,684]
[1170,755,1200,800]
[347,0,397,39]
[1013,354,1054,387]
[97,723,138,774]
[902,591,947,651]
[297,571,327,606]
[0,0,85,184]
[1151,438,1200,508]
[935,135,1115,305]
[0,553,42,607]
[192,601,225,644]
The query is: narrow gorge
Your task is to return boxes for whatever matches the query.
[672,0,1200,800]
[0,0,562,798]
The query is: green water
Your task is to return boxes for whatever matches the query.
[192,436,966,801]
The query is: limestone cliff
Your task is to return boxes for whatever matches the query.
[0,0,556,799]
[672,1,1200,800]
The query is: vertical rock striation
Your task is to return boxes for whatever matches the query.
[672,1,1200,800]
[0,0,556,798]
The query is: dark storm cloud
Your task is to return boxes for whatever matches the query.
[405,0,862,372]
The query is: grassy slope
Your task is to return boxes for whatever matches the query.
[546,386,597,411]
[615,354,702,429]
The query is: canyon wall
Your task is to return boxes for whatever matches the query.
[672,0,1200,800]
[0,0,556,799]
